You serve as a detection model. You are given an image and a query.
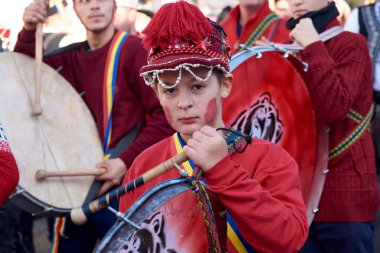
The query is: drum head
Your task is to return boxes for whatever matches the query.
[224,50,318,206]
[94,178,211,253]
[0,52,103,213]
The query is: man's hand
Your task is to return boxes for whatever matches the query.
[255,36,272,46]
[96,158,127,195]
[23,0,49,30]
[290,18,320,47]
[183,126,228,172]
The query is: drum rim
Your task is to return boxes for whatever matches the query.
[9,185,70,216]
[94,177,194,252]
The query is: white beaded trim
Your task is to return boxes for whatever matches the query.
[141,63,228,89]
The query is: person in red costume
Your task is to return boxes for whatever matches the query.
[0,123,19,205]
[220,0,289,54]
[286,0,380,252]
[14,0,173,252]
[119,1,308,252]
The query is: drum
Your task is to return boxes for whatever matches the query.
[225,46,328,223]
[94,177,214,253]
[0,52,103,216]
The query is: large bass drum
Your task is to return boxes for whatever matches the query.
[0,52,103,216]
[94,177,216,253]
[225,47,328,223]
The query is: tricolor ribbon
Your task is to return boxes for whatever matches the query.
[173,132,256,253]
[102,31,129,159]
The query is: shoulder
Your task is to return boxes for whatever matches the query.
[121,34,145,51]
[43,41,87,57]
[332,30,367,47]
[119,34,147,59]
[220,5,240,27]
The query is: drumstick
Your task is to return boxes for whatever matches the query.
[32,22,43,116]
[70,152,188,225]
[35,168,107,181]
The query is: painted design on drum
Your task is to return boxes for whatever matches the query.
[231,93,283,143]
[121,211,177,253]
[0,123,11,153]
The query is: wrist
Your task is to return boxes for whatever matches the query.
[24,24,36,31]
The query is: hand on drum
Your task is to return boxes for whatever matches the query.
[23,0,49,30]
[255,36,272,46]
[289,18,321,47]
[96,158,127,195]
[182,126,228,172]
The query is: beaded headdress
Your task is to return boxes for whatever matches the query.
[139,0,231,88]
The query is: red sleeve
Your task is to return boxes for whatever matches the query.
[13,28,37,56]
[299,34,372,126]
[118,40,174,167]
[0,132,19,204]
[204,142,308,252]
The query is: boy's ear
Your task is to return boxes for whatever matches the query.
[221,74,233,98]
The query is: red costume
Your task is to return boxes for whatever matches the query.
[220,2,289,55]
[14,29,173,167]
[119,134,308,253]
[296,19,379,222]
[116,2,308,252]
[0,124,19,205]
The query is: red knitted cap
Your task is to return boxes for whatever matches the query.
[139,0,231,86]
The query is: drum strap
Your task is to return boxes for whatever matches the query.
[269,26,343,52]
[240,13,279,51]
[102,31,129,156]
[174,129,255,253]
[328,106,374,160]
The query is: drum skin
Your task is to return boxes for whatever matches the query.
[0,52,103,214]
[224,49,328,223]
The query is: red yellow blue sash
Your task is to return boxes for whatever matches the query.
[173,133,256,253]
[329,106,373,160]
[102,31,129,158]
[240,13,279,50]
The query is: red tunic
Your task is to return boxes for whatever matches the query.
[0,124,19,205]
[14,29,174,167]
[220,2,289,55]
[119,134,308,253]
[296,19,380,222]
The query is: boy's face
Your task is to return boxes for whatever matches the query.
[154,67,232,141]
[288,0,330,18]
[73,0,116,32]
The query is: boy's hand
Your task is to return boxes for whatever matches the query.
[290,18,320,47]
[23,0,49,30]
[183,125,228,172]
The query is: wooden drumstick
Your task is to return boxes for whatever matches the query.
[32,22,43,115]
[35,168,107,181]
[70,152,188,225]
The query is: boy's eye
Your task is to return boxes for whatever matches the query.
[192,84,205,90]
[163,88,176,94]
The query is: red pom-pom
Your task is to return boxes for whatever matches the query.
[142,0,214,52]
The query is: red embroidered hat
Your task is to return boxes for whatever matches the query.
[140,0,231,88]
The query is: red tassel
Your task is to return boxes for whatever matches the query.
[142,0,213,52]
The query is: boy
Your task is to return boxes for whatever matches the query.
[286,0,380,252]
[119,1,308,252]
